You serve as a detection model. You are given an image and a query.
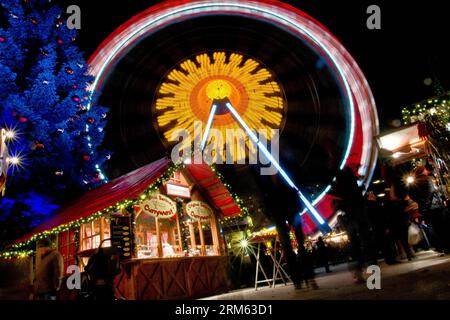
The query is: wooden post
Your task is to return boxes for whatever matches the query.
[198,221,206,256]
[175,215,183,255]
[29,256,34,300]
[210,215,220,255]
[100,218,105,243]
[155,217,163,257]
[189,221,196,249]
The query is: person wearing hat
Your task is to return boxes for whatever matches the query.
[33,238,64,300]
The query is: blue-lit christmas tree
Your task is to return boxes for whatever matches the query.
[0,0,109,247]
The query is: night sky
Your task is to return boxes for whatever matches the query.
[58,0,450,130]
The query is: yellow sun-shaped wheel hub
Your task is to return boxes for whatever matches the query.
[154,51,286,162]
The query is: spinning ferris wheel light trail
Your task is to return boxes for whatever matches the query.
[87,0,379,235]
[200,97,330,233]
[200,104,218,151]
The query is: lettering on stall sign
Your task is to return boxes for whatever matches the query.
[186,201,213,222]
[141,194,177,219]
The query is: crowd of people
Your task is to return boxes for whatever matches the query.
[331,163,450,282]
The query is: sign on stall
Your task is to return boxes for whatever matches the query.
[141,194,177,219]
[186,201,213,222]
[110,213,133,260]
[166,183,191,198]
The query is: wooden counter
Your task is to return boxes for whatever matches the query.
[114,256,231,300]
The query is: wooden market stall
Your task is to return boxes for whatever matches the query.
[3,157,245,300]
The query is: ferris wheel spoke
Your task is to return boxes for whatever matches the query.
[200,104,218,150]
[196,100,331,233]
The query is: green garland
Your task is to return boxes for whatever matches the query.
[0,161,182,259]
[402,92,450,125]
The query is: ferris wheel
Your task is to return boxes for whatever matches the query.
[87,0,379,234]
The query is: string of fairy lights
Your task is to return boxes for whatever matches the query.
[401,92,450,125]
[0,161,250,259]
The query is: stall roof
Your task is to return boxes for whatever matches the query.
[13,158,241,245]
[185,163,241,217]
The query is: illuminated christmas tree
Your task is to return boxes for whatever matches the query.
[0,0,109,247]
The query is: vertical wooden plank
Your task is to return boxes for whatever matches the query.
[155,217,163,257]
[129,262,137,300]
[198,221,206,256]
[100,217,104,243]
[29,256,34,300]
[210,215,221,255]
[189,221,196,249]
[176,215,183,255]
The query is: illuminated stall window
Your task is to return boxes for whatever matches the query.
[185,201,220,257]
[80,217,111,251]
[58,229,77,273]
[136,194,183,258]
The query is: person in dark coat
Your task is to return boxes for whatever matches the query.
[316,236,331,273]
[33,238,64,300]
[331,166,369,283]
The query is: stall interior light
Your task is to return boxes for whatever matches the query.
[377,193,386,198]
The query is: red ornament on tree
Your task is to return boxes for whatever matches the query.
[18,116,28,123]
[30,17,38,25]
[0,36,5,43]
[65,67,74,75]
[87,117,94,124]
[56,36,64,45]
[72,95,80,103]
[35,142,45,150]
[73,84,78,89]
[83,155,91,161]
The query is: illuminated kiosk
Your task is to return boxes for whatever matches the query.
[5,158,245,299]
